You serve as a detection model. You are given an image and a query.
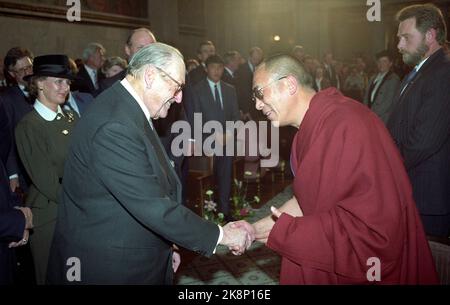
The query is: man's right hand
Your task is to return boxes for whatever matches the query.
[16,207,33,229]
[220,222,252,254]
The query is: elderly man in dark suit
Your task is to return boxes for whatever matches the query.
[99,28,157,93]
[71,43,105,97]
[387,4,450,237]
[192,55,240,221]
[363,50,400,124]
[47,43,251,285]
[0,101,33,285]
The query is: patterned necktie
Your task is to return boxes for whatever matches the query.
[214,84,222,109]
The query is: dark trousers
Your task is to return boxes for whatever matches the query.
[213,155,233,217]
[420,213,450,238]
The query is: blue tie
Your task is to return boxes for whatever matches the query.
[400,68,418,95]
[214,84,222,109]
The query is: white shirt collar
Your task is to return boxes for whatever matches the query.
[224,67,234,78]
[120,78,153,129]
[248,61,254,72]
[33,99,64,121]
[18,84,29,97]
[415,57,429,72]
[66,92,81,115]
[207,78,221,89]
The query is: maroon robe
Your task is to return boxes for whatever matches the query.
[267,88,438,284]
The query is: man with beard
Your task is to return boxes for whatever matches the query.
[387,4,450,238]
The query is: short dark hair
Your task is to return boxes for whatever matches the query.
[262,54,313,89]
[4,47,33,70]
[197,40,215,54]
[375,50,394,62]
[396,4,447,45]
[205,55,224,67]
[223,51,239,65]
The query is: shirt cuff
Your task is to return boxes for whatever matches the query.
[9,174,18,180]
[213,225,224,254]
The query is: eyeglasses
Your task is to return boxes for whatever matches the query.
[154,66,184,95]
[252,76,287,102]
[12,65,33,75]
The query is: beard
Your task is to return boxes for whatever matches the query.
[401,39,429,66]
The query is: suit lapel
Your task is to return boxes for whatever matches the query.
[113,83,181,201]
[372,71,391,103]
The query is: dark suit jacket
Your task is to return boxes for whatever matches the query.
[187,64,206,87]
[0,85,33,185]
[221,69,235,86]
[71,91,94,116]
[0,101,25,284]
[47,82,220,284]
[98,70,126,94]
[192,79,240,132]
[72,65,102,97]
[234,63,253,115]
[363,71,400,124]
[387,48,450,221]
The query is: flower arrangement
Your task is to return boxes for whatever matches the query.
[202,190,225,225]
[231,171,260,220]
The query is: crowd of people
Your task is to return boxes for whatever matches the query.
[0,3,448,285]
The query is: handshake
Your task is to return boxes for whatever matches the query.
[218,206,284,255]
[219,220,256,255]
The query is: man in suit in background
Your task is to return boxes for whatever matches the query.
[192,55,240,221]
[0,47,34,194]
[322,51,340,89]
[387,4,450,237]
[222,51,242,86]
[47,43,251,285]
[99,28,156,92]
[187,40,216,87]
[0,101,33,285]
[235,47,264,121]
[363,50,400,124]
[72,43,105,97]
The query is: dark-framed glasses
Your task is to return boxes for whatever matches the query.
[252,76,287,102]
[154,65,184,95]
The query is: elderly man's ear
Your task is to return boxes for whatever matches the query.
[286,75,298,96]
[144,66,157,89]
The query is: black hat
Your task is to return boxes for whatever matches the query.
[24,54,75,81]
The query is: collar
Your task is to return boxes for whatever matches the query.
[415,56,429,72]
[84,64,97,76]
[248,61,254,72]
[18,84,29,97]
[120,78,153,129]
[224,67,234,77]
[34,99,64,121]
[207,78,221,90]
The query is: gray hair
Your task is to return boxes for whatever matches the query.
[127,42,184,78]
[82,42,105,61]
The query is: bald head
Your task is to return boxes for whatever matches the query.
[259,54,313,89]
[125,28,157,60]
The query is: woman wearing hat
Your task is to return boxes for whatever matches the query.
[15,54,78,284]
